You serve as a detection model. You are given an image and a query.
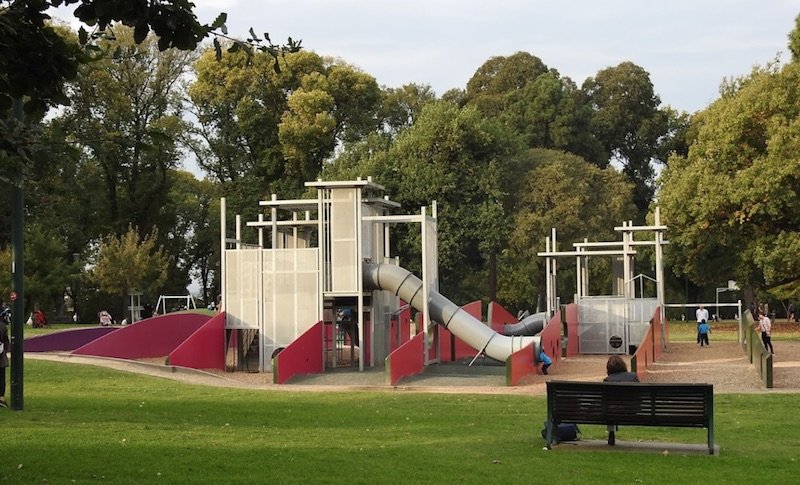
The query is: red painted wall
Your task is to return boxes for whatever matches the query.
[168,312,226,370]
[632,323,654,380]
[565,304,580,356]
[386,332,425,386]
[506,342,536,386]
[73,312,211,359]
[539,310,562,368]
[390,306,412,351]
[488,301,517,333]
[273,321,324,384]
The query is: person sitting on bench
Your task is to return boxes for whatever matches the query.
[603,355,638,445]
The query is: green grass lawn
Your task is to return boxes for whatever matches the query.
[3,361,800,484]
[667,319,800,342]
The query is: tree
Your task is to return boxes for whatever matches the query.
[89,226,168,316]
[498,149,636,310]
[379,83,437,135]
[329,100,523,302]
[465,52,550,116]
[464,52,604,167]
[582,62,669,216]
[58,28,194,235]
[658,58,800,305]
[188,49,382,217]
[160,170,219,302]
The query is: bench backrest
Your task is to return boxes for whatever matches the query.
[547,381,713,428]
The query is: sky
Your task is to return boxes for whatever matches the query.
[187,0,800,114]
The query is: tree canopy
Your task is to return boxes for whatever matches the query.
[658,55,800,303]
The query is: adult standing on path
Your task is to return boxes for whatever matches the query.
[696,304,709,345]
[756,311,775,354]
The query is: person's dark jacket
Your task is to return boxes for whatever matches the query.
[604,371,639,382]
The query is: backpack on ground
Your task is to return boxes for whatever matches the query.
[541,422,581,442]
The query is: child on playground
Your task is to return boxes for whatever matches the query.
[539,350,552,375]
[698,320,710,347]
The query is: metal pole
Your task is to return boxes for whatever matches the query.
[10,98,25,411]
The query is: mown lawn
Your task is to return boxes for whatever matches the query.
[3,360,799,484]
[667,319,800,342]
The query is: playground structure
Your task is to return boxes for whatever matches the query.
[538,208,668,356]
[23,178,676,387]
[220,177,544,379]
[155,294,197,315]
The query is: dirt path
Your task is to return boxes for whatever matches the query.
[24,339,800,395]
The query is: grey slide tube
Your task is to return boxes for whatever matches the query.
[364,263,539,362]
[503,312,546,336]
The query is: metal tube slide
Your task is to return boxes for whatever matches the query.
[364,263,539,362]
[503,312,547,336]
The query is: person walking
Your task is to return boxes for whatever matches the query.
[788,302,795,323]
[696,304,709,345]
[0,315,9,408]
[698,320,710,347]
[756,311,774,354]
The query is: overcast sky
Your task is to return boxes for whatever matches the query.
[187,0,800,113]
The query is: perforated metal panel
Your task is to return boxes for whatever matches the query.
[425,218,439,292]
[224,249,260,329]
[329,189,358,292]
[578,297,627,354]
[262,248,320,359]
[578,297,658,354]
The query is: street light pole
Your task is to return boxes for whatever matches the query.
[10,98,25,411]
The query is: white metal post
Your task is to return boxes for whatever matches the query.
[421,205,432,365]
[357,186,365,371]
[545,236,551,317]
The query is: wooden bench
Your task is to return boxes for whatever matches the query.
[545,381,715,454]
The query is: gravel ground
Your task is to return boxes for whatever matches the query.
[24,338,800,395]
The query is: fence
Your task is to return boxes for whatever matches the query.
[743,310,773,388]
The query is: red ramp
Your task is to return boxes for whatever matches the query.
[168,312,226,370]
[73,312,212,360]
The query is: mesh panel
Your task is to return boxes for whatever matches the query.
[578,297,627,354]
[330,189,357,292]
[261,248,320,348]
[225,249,260,329]
[425,219,439,293]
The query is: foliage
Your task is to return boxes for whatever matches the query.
[0,0,300,173]
[56,28,194,235]
[582,61,669,216]
[162,171,219,301]
[658,59,800,302]
[0,224,74,315]
[327,100,522,302]
[464,52,603,165]
[89,226,168,302]
[6,360,800,483]
[188,49,381,215]
[498,149,637,309]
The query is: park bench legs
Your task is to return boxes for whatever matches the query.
[607,425,616,446]
[545,420,555,449]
